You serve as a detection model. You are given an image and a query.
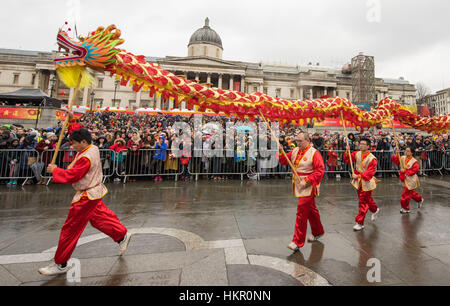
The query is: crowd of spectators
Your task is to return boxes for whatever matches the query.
[1,111,449,185]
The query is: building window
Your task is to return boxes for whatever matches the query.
[112,99,121,107]
[31,74,36,85]
[253,86,258,93]
[276,88,281,98]
[98,79,103,89]
[290,89,295,98]
[140,100,155,108]
[129,100,136,110]
[263,87,268,95]
[96,99,103,108]
[13,74,20,85]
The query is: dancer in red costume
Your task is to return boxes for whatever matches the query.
[344,138,380,231]
[392,146,424,214]
[279,132,325,252]
[39,112,130,276]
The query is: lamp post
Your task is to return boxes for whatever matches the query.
[113,80,120,107]
[49,75,57,98]
[35,75,57,129]
[90,91,95,112]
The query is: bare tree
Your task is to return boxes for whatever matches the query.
[416,82,431,105]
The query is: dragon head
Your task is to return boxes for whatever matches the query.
[54,25,124,70]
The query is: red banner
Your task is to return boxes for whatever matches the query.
[233,82,241,92]
[314,117,412,129]
[0,107,40,119]
[55,110,84,121]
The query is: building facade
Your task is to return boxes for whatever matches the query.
[423,88,450,116]
[0,18,417,111]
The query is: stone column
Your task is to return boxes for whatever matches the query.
[82,87,89,106]
[241,76,245,93]
[68,88,75,105]
[309,88,313,99]
[35,70,41,89]
[207,73,211,84]
[299,87,304,100]
[218,74,223,89]
[324,87,328,96]
[136,90,141,108]
[229,75,234,91]
[259,83,263,93]
[156,95,162,109]
[195,73,200,82]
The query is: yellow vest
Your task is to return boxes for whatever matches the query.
[68,144,108,203]
[291,146,320,198]
[351,151,378,191]
[401,156,420,190]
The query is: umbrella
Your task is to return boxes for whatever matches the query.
[235,126,253,132]
[202,123,222,134]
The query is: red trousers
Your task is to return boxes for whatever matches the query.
[355,189,378,226]
[54,196,127,265]
[400,187,422,210]
[292,196,324,248]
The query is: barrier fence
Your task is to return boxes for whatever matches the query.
[1,149,449,184]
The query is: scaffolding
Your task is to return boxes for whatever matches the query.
[351,52,375,107]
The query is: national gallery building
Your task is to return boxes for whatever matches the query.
[0,18,416,111]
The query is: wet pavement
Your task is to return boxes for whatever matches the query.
[0,175,449,286]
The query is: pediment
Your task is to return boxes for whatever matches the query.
[161,56,244,69]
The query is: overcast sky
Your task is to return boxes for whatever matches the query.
[1,0,449,93]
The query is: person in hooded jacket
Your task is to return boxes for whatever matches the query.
[6,138,20,185]
[151,134,167,181]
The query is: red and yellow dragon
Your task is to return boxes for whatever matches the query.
[54,25,449,134]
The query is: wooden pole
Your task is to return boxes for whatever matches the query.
[391,117,404,171]
[340,111,355,174]
[50,74,83,165]
[258,110,302,183]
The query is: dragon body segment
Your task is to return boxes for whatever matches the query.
[54,25,449,134]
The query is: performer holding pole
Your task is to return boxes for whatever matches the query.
[278,132,326,251]
[50,72,84,169]
[392,146,424,214]
[340,111,355,174]
[39,112,131,276]
[344,138,380,231]
[259,110,302,183]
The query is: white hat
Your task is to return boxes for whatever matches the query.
[46,132,55,138]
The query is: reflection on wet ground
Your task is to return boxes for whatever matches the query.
[0,176,449,286]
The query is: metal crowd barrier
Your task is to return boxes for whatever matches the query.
[417,149,445,176]
[188,149,250,181]
[1,148,448,186]
[0,149,40,186]
[255,149,446,178]
[114,149,183,183]
[445,150,450,171]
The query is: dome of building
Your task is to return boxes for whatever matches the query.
[188,18,223,49]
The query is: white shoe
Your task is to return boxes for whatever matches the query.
[353,223,364,231]
[307,234,324,243]
[119,233,131,256]
[287,242,300,252]
[114,178,121,182]
[371,208,380,221]
[400,208,410,214]
[38,262,70,276]
[418,199,424,209]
